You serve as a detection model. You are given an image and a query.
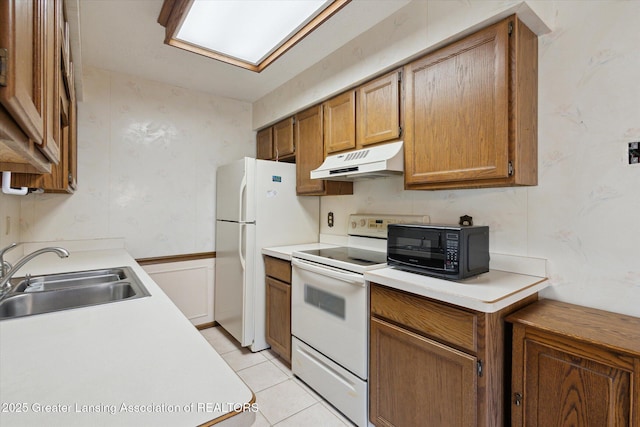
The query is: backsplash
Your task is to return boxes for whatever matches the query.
[12,67,255,258]
[0,193,21,255]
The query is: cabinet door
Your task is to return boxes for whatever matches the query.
[256,127,273,160]
[0,0,50,155]
[295,105,325,195]
[356,70,401,148]
[266,277,291,363]
[41,0,61,164]
[10,0,75,193]
[518,337,631,427]
[273,117,295,160]
[370,317,477,427]
[323,90,355,154]
[404,18,510,186]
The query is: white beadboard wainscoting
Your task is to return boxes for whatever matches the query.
[142,258,215,327]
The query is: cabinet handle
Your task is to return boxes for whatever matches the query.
[514,392,522,406]
[0,48,7,87]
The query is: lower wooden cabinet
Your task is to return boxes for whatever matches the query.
[369,283,537,427]
[507,300,640,427]
[370,317,477,426]
[264,256,292,363]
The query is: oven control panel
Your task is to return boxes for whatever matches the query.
[348,214,430,239]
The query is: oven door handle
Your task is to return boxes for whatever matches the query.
[292,258,365,287]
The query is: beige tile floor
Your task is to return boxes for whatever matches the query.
[200,326,355,426]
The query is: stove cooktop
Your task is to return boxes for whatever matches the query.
[295,246,387,273]
[300,247,386,266]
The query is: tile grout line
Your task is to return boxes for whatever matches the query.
[200,328,353,426]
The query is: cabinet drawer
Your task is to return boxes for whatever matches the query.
[370,283,477,353]
[264,256,291,284]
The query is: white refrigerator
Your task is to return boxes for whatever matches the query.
[215,158,319,352]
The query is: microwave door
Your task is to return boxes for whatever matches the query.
[389,230,446,269]
[389,230,439,252]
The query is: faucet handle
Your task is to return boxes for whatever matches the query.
[0,242,20,257]
[0,243,19,278]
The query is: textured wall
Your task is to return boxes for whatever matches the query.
[316,1,640,317]
[18,67,255,258]
[0,193,21,255]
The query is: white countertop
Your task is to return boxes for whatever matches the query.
[264,243,547,313]
[0,248,255,427]
[365,267,548,313]
[261,242,338,261]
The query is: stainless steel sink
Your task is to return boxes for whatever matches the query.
[0,267,150,320]
[12,268,128,292]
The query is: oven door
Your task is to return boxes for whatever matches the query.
[291,258,367,379]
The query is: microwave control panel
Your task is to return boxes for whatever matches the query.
[445,233,459,271]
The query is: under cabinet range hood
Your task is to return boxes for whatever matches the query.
[311,141,404,181]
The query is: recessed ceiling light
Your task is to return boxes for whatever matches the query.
[158,0,351,73]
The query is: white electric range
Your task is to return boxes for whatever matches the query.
[291,214,429,426]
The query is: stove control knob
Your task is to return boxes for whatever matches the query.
[351,221,357,229]
[360,219,366,227]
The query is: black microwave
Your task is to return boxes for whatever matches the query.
[387,224,489,280]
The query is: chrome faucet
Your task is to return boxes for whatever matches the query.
[0,242,16,278]
[0,244,70,298]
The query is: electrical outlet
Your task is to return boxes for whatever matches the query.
[327,212,334,228]
[629,142,640,164]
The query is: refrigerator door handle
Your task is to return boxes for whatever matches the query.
[238,223,246,270]
[238,171,247,222]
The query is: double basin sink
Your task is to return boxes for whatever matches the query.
[0,267,150,320]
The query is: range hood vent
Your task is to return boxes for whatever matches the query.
[310,141,404,181]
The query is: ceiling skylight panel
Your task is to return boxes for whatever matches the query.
[176,0,331,65]
[158,0,351,72]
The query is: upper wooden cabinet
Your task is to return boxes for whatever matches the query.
[323,90,356,155]
[256,127,273,160]
[7,0,77,193]
[273,117,295,161]
[0,0,56,173]
[0,0,77,190]
[14,65,77,192]
[256,117,295,162]
[508,300,640,427]
[0,0,46,146]
[404,16,537,190]
[356,69,402,148]
[295,106,324,195]
[321,70,402,157]
[295,105,352,196]
[0,0,61,165]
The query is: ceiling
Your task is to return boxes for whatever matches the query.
[79,0,412,103]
